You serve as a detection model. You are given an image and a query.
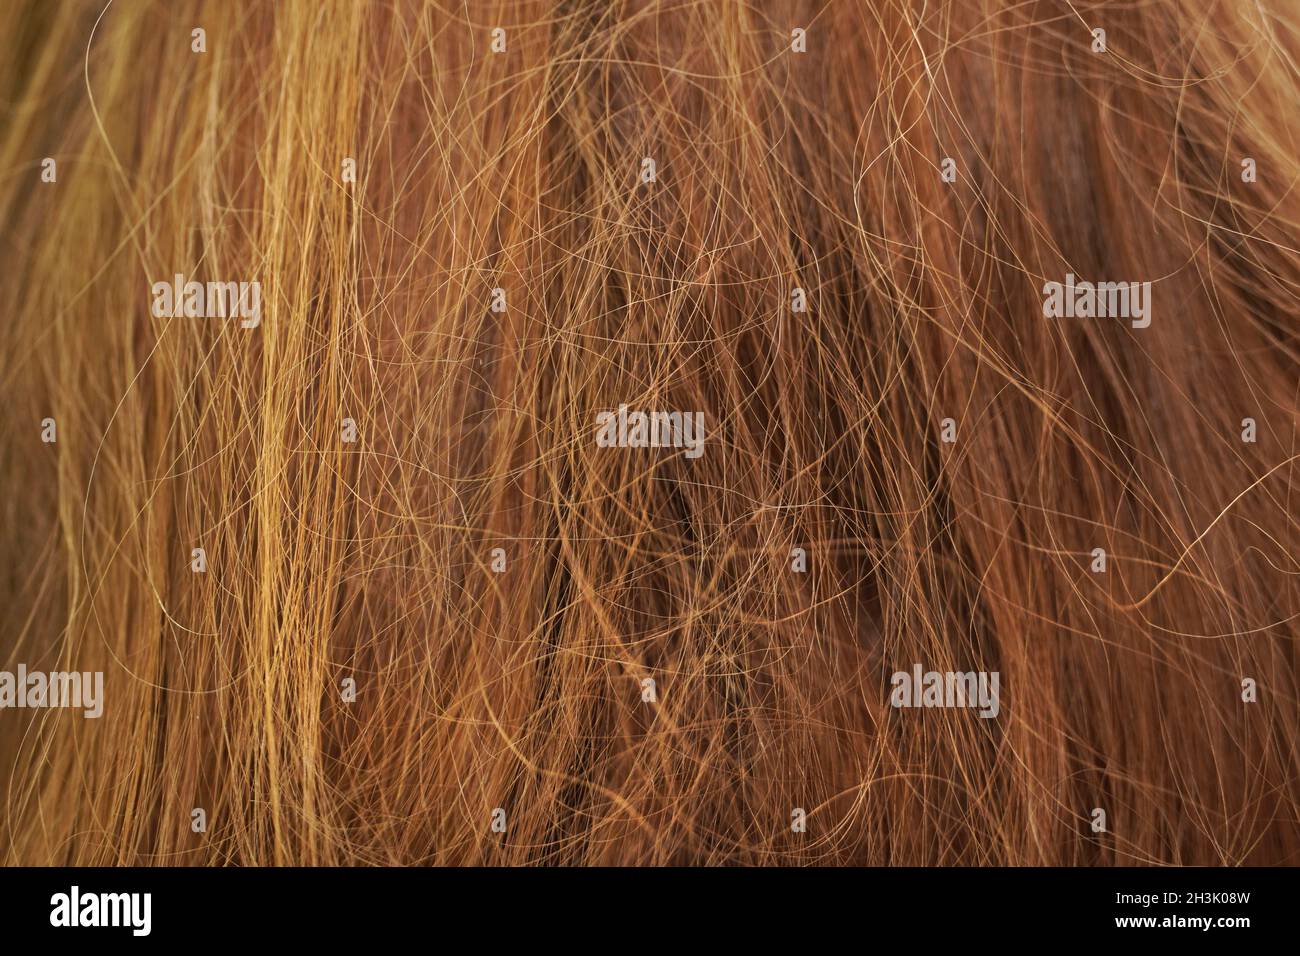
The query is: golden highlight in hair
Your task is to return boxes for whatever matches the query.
[1,0,1298,866]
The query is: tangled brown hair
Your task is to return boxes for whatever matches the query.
[1,0,1298,865]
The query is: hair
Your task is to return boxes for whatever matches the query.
[1,0,1298,866]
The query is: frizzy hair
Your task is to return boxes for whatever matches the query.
[1,0,1298,866]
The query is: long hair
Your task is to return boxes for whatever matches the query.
[1,0,1298,865]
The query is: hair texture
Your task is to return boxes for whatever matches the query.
[1,0,1298,867]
